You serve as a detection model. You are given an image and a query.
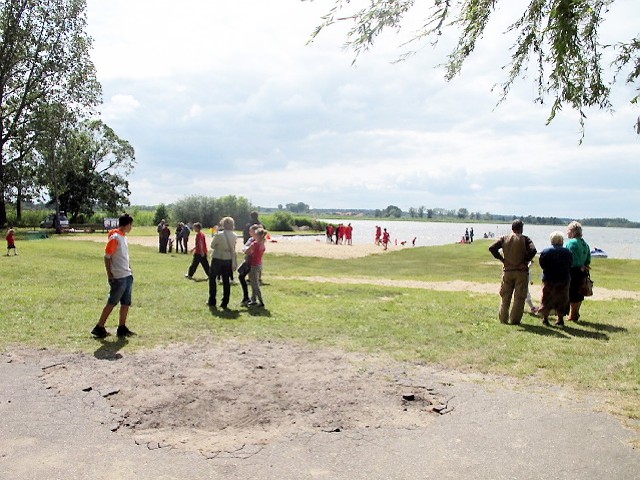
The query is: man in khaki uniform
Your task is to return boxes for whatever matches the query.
[489,219,537,324]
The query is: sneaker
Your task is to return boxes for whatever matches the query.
[91,325,109,338]
[554,320,565,327]
[240,298,250,307]
[116,325,136,337]
[184,274,193,280]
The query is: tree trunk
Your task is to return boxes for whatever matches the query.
[16,188,23,221]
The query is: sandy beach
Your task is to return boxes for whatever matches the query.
[65,233,406,259]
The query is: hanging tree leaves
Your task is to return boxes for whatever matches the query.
[307,0,639,137]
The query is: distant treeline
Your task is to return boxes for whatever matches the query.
[308,207,640,228]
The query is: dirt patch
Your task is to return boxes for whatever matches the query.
[41,340,450,458]
[271,276,640,302]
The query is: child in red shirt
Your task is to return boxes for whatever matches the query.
[6,228,17,256]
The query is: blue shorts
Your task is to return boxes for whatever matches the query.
[107,275,133,306]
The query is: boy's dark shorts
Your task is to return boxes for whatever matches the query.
[107,275,133,306]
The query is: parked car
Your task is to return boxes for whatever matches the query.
[40,212,70,229]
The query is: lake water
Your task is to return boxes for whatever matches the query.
[305,220,640,260]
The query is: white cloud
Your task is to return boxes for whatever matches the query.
[100,94,140,121]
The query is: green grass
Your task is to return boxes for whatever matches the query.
[1,236,639,423]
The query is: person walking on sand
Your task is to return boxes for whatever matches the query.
[382,228,390,250]
[6,227,17,256]
[489,219,537,325]
[91,214,136,338]
[345,223,353,245]
[185,223,209,280]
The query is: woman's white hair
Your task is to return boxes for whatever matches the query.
[567,220,583,238]
[549,231,564,246]
[220,216,235,230]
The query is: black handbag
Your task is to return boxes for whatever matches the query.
[238,260,251,276]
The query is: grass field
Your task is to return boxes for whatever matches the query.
[1,235,638,422]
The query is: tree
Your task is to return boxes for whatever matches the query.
[383,204,402,217]
[309,1,639,136]
[39,118,134,221]
[171,195,253,228]
[285,201,310,213]
[0,0,101,226]
[153,204,169,225]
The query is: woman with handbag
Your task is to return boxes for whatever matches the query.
[566,221,591,322]
[207,216,237,310]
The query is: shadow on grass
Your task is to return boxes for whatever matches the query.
[561,325,609,341]
[245,307,271,318]
[518,323,569,338]
[209,307,241,320]
[519,321,610,341]
[93,336,127,360]
[576,319,627,333]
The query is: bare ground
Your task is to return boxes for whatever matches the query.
[38,340,456,458]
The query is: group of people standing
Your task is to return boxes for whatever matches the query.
[91,212,268,338]
[156,219,191,254]
[325,223,353,245]
[489,219,591,327]
[187,211,267,310]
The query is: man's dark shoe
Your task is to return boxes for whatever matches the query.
[116,325,136,337]
[91,325,109,338]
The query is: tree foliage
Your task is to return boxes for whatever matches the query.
[285,201,311,213]
[47,119,135,220]
[171,195,253,229]
[0,0,101,226]
[308,0,639,135]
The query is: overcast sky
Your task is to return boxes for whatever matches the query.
[85,0,640,221]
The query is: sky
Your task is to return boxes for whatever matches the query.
[85,0,640,221]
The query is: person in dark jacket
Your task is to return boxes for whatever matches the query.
[538,231,573,327]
